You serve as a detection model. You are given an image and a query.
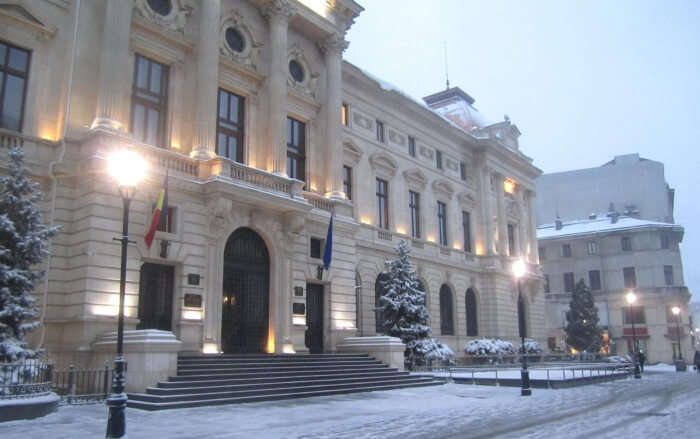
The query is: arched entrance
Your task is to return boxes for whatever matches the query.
[221,228,270,353]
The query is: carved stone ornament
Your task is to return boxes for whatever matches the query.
[287,44,319,98]
[388,130,405,146]
[219,9,263,71]
[369,152,398,178]
[420,146,434,160]
[134,0,191,34]
[319,33,349,56]
[432,179,455,200]
[446,159,458,172]
[353,112,371,130]
[458,191,477,208]
[403,168,427,190]
[206,197,233,235]
[262,0,296,20]
[343,139,363,164]
[506,199,520,220]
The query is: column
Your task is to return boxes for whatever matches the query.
[527,189,539,264]
[478,163,495,255]
[191,0,221,159]
[494,173,508,255]
[91,0,134,131]
[321,34,348,199]
[517,187,528,259]
[264,0,295,174]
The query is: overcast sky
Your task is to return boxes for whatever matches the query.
[344,0,700,303]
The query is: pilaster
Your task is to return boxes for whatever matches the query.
[526,189,539,264]
[494,173,508,255]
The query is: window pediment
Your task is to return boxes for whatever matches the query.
[402,168,427,190]
[0,2,56,39]
[369,152,398,178]
[343,139,363,164]
[458,191,477,208]
[432,179,454,200]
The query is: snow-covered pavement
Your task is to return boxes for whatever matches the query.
[1,365,698,439]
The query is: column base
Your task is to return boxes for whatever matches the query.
[90,117,124,132]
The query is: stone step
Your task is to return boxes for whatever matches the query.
[169,366,396,381]
[127,380,442,411]
[177,358,378,366]
[177,354,369,361]
[176,364,390,376]
[177,360,383,371]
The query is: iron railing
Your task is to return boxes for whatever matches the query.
[52,364,113,405]
[0,361,53,399]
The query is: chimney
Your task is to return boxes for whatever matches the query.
[607,202,619,224]
[555,216,563,231]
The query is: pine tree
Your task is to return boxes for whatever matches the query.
[378,240,453,363]
[0,147,59,362]
[564,279,603,353]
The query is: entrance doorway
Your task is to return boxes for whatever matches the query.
[221,228,270,353]
[137,263,174,331]
[306,283,324,354]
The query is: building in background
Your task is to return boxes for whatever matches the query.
[536,155,692,363]
[0,0,541,389]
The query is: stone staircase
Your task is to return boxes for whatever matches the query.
[127,353,441,410]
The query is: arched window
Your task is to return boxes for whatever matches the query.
[375,273,390,334]
[465,288,478,336]
[355,271,362,335]
[439,284,454,335]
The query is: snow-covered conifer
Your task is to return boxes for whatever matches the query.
[564,279,603,353]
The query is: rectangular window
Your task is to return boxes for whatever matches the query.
[507,223,516,256]
[409,190,421,239]
[408,136,416,157]
[286,117,306,182]
[661,234,670,249]
[376,178,389,229]
[435,150,443,169]
[376,120,385,143]
[544,274,551,293]
[562,243,572,258]
[153,205,176,234]
[341,103,348,126]
[131,54,169,147]
[216,88,245,162]
[564,272,575,293]
[621,236,632,251]
[0,41,30,131]
[589,270,601,291]
[460,162,467,181]
[538,246,546,261]
[462,211,472,253]
[343,165,352,200]
[587,241,598,255]
[664,265,674,286]
[623,306,645,325]
[310,237,323,259]
[623,267,637,288]
[437,201,447,246]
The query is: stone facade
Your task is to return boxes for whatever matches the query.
[0,0,541,381]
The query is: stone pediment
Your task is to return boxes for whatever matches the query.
[0,2,57,38]
[369,152,398,178]
[343,139,363,164]
[432,179,454,200]
[402,168,427,190]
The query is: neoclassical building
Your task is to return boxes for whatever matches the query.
[0,0,542,375]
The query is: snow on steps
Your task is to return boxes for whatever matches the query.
[127,354,442,410]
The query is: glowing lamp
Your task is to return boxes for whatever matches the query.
[511,259,526,279]
[625,291,637,305]
[671,306,681,316]
[108,150,147,197]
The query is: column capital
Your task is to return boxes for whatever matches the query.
[319,33,349,56]
[263,0,296,21]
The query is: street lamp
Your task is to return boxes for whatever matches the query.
[106,150,146,438]
[625,291,642,379]
[512,259,531,396]
[671,306,684,370]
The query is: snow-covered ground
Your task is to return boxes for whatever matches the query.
[1,365,698,439]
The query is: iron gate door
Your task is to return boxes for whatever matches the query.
[222,228,269,353]
[306,283,324,354]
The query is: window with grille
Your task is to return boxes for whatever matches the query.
[131,54,169,147]
[587,241,598,255]
[460,162,467,181]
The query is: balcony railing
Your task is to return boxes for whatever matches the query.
[303,192,335,212]
[227,160,300,197]
[138,144,199,177]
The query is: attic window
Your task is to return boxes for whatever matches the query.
[147,0,172,16]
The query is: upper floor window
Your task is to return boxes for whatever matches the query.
[543,274,551,293]
[288,59,305,83]
[562,243,572,258]
[341,103,348,126]
[621,236,632,251]
[538,246,546,262]
[589,270,601,291]
[507,223,516,256]
[462,211,472,253]
[460,162,467,181]
[587,241,598,255]
[376,178,389,229]
[343,165,352,200]
[376,120,385,143]
[664,265,674,286]
[661,234,670,249]
[564,272,575,293]
[435,150,443,169]
[216,88,245,163]
[286,117,306,182]
[623,267,636,288]
[154,204,176,234]
[623,306,645,324]
[409,190,420,239]
[437,201,448,246]
[131,54,169,147]
[147,0,172,16]
[0,41,30,132]
[408,136,416,157]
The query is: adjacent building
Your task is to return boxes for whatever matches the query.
[537,155,691,363]
[0,0,542,386]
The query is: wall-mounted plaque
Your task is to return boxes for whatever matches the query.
[292,303,306,315]
[184,294,202,308]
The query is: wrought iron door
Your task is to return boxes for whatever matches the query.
[222,228,269,353]
[306,283,324,354]
[137,263,174,331]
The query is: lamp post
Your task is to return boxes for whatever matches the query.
[512,259,531,396]
[106,150,146,438]
[671,306,684,371]
[625,291,642,379]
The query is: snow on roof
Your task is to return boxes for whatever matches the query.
[537,216,681,240]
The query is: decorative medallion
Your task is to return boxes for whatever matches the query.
[219,10,263,71]
[134,0,190,34]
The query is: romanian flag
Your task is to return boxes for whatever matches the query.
[144,172,168,249]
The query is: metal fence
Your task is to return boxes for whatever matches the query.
[0,362,113,404]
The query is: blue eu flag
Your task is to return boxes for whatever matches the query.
[323,213,333,270]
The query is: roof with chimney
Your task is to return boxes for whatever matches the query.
[537,216,682,240]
